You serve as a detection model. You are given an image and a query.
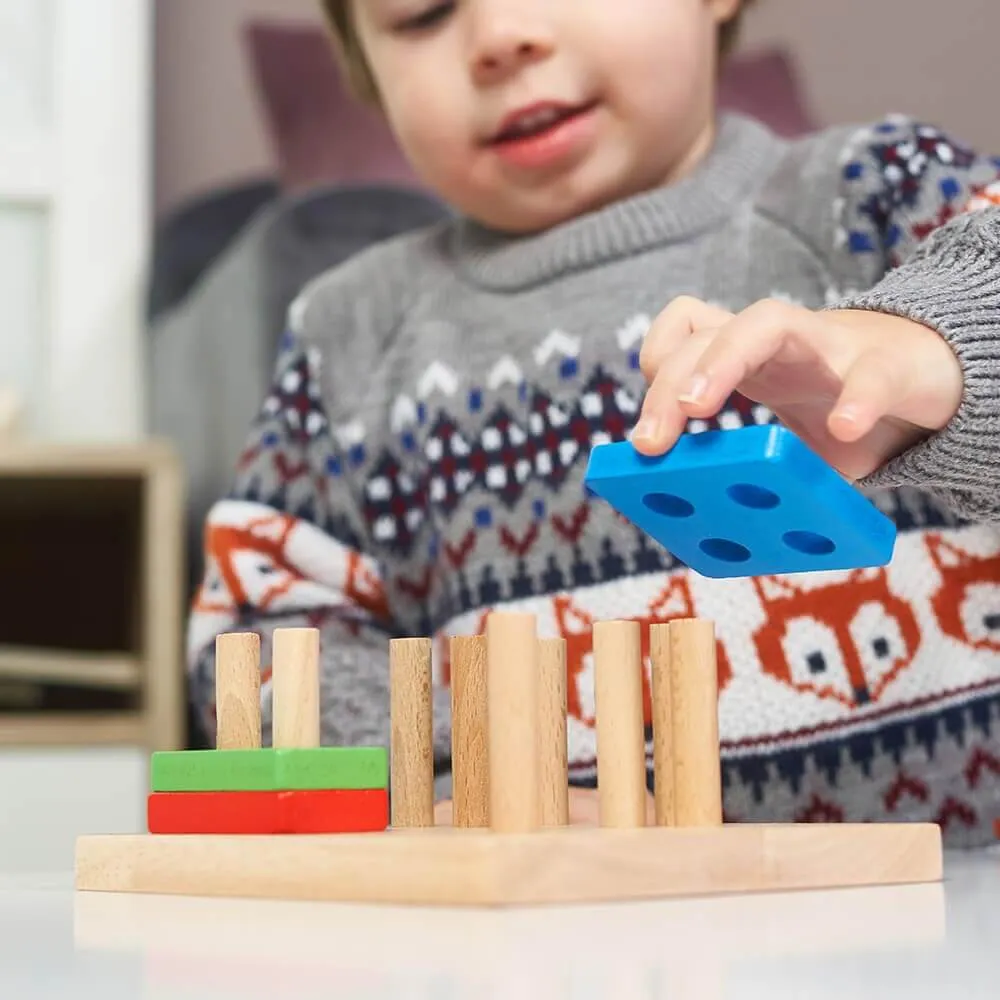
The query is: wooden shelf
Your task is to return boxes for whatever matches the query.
[0,712,145,747]
[0,439,178,475]
[0,647,140,690]
[0,438,185,750]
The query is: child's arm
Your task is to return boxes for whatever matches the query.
[633,119,1000,521]
[831,204,999,513]
[186,319,452,756]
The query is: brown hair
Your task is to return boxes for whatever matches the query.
[320,1,754,104]
[319,1,375,101]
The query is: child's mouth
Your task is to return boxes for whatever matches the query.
[492,102,587,141]
[486,100,599,169]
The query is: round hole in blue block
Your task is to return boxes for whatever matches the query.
[699,538,751,563]
[727,483,781,510]
[643,493,695,518]
[783,530,836,556]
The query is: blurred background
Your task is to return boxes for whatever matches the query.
[0,0,996,873]
[157,0,1000,218]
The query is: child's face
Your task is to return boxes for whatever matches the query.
[353,0,741,233]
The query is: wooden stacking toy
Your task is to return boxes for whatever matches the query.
[75,613,942,906]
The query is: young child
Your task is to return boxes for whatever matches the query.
[188,0,1000,843]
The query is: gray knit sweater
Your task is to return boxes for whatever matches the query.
[189,113,1000,845]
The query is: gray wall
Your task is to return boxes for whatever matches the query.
[155,0,999,216]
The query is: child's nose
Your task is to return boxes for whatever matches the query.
[466,2,555,83]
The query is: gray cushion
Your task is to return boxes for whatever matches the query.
[148,183,449,594]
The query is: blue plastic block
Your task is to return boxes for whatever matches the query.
[583,425,896,579]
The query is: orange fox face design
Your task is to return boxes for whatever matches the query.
[194,516,300,614]
[550,581,732,727]
[456,577,733,729]
[752,570,921,708]
[194,510,389,621]
[926,535,1000,653]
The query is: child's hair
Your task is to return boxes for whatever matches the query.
[319,1,756,104]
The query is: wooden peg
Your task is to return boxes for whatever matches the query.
[486,612,539,833]
[271,628,320,748]
[215,632,261,750]
[669,618,723,826]
[538,637,569,826]
[389,638,434,828]
[592,620,647,828]
[450,635,489,828]
[649,623,675,825]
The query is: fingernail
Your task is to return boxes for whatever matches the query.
[678,373,709,404]
[834,403,861,425]
[630,416,662,443]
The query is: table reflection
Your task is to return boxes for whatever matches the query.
[73,877,945,999]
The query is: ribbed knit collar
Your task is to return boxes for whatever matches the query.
[444,113,785,292]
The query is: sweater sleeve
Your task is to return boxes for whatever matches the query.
[827,117,1000,519]
[185,305,453,763]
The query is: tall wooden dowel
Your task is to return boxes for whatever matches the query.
[670,618,723,826]
[215,632,262,750]
[538,637,569,826]
[593,620,647,828]
[486,612,539,833]
[649,623,675,825]
[389,637,434,828]
[271,627,320,748]
[450,635,489,828]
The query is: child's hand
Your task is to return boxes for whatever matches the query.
[631,297,965,480]
[432,786,656,826]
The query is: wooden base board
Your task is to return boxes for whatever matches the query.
[75,822,942,907]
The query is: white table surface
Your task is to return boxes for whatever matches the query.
[2,848,997,999]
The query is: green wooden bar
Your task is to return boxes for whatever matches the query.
[150,747,388,792]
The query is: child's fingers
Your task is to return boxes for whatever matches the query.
[673,299,845,416]
[631,327,720,454]
[639,296,734,384]
[828,349,904,442]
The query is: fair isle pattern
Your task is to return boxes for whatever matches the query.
[364,354,766,561]
[363,320,655,556]
[190,498,1000,846]
[190,324,1000,845]
[837,117,1000,265]
[187,114,1000,846]
[187,498,389,665]
[438,529,1000,765]
[437,525,1000,840]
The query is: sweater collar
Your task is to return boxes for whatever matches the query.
[443,113,786,291]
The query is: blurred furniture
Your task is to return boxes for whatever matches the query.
[0,440,185,751]
[244,21,423,194]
